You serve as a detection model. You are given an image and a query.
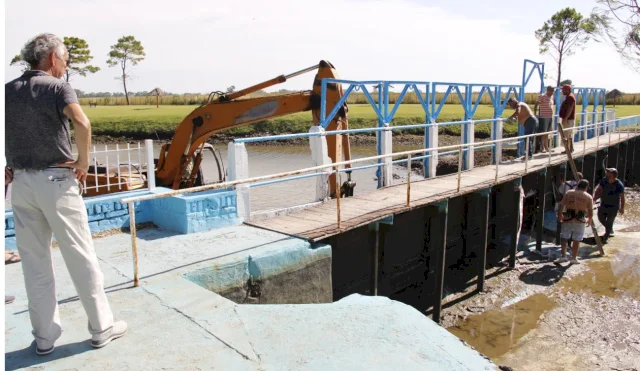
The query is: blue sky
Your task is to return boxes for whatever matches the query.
[5,0,639,93]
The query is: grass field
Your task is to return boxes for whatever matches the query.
[84,104,640,140]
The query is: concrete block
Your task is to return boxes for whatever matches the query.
[309,125,331,201]
[94,204,102,214]
[426,120,438,178]
[381,125,393,187]
[88,213,105,222]
[106,209,128,219]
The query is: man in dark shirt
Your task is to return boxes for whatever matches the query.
[5,33,127,356]
[558,85,576,153]
[594,168,625,242]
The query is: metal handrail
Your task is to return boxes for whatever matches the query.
[121,114,639,286]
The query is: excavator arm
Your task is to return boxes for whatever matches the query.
[155,60,352,197]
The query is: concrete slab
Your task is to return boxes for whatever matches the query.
[5,225,497,370]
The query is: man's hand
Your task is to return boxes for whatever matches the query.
[57,159,89,183]
[5,167,13,185]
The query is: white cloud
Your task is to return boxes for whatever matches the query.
[5,0,639,94]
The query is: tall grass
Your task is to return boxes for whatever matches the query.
[80,91,640,107]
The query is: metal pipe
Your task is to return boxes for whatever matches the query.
[128,202,139,287]
[525,138,529,173]
[406,155,411,207]
[495,154,499,182]
[457,147,463,192]
[284,64,319,80]
[336,169,341,229]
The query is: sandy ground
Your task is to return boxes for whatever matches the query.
[442,191,640,371]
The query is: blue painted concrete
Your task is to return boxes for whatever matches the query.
[183,234,330,294]
[5,187,242,250]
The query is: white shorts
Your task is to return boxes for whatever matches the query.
[560,222,585,241]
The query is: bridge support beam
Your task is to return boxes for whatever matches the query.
[596,149,608,185]
[631,138,639,185]
[492,119,503,165]
[227,142,251,221]
[309,126,331,201]
[381,125,393,187]
[472,189,490,292]
[509,178,523,268]
[463,120,475,171]
[425,121,438,178]
[427,200,448,324]
[619,141,628,185]
[608,144,619,170]
[535,168,547,253]
[583,153,596,192]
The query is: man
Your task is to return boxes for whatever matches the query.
[5,34,127,356]
[534,86,555,153]
[554,171,583,212]
[507,97,538,157]
[557,179,593,264]
[594,168,625,243]
[558,84,576,153]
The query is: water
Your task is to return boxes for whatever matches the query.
[3,143,422,212]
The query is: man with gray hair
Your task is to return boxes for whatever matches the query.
[5,33,127,355]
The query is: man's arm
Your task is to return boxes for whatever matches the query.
[557,196,566,222]
[62,103,91,182]
[594,184,603,201]
[534,97,540,116]
[508,106,520,120]
[587,196,594,225]
[564,99,575,121]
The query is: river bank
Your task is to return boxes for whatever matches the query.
[441,188,640,370]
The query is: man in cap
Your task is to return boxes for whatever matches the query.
[507,97,538,157]
[594,168,625,243]
[534,86,555,153]
[558,84,576,153]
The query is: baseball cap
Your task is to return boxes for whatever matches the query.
[606,168,618,176]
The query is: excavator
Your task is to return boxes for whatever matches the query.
[84,60,356,199]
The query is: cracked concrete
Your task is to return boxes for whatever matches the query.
[6,225,496,370]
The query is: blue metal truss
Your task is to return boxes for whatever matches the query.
[317,59,607,188]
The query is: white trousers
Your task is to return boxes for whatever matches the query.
[11,168,114,349]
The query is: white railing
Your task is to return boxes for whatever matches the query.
[119,115,640,286]
[74,139,156,195]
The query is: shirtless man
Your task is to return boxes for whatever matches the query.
[557,179,593,264]
[507,98,538,157]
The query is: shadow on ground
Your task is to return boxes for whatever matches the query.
[4,341,92,371]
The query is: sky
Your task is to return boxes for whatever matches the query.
[4,0,640,94]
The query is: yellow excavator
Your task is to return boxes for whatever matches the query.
[84,60,355,198]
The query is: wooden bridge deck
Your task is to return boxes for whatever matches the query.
[246,132,638,242]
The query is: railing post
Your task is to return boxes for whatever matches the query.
[463,120,475,170]
[128,201,139,287]
[492,118,503,165]
[144,139,156,191]
[553,116,560,148]
[309,126,331,201]
[227,142,251,221]
[425,120,439,178]
[381,124,393,187]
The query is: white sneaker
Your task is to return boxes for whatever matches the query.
[556,256,569,263]
[569,258,580,264]
[91,321,128,349]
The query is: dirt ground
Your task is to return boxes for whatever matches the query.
[442,191,640,371]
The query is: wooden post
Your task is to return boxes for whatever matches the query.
[509,178,522,268]
[474,189,491,292]
[428,200,449,324]
[535,168,547,253]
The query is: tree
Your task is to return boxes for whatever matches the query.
[63,37,100,82]
[535,8,602,87]
[10,54,30,72]
[107,36,146,105]
[594,0,640,72]
[559,79,573,86]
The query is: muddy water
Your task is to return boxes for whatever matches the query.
[447,193,640,366]
[448,294,556,359]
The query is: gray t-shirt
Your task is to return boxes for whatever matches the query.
[5,70,79,170]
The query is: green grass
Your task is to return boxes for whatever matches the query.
[85,104,640,140]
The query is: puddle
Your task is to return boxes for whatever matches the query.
[559,248,640,299]
[447,293,555,359]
